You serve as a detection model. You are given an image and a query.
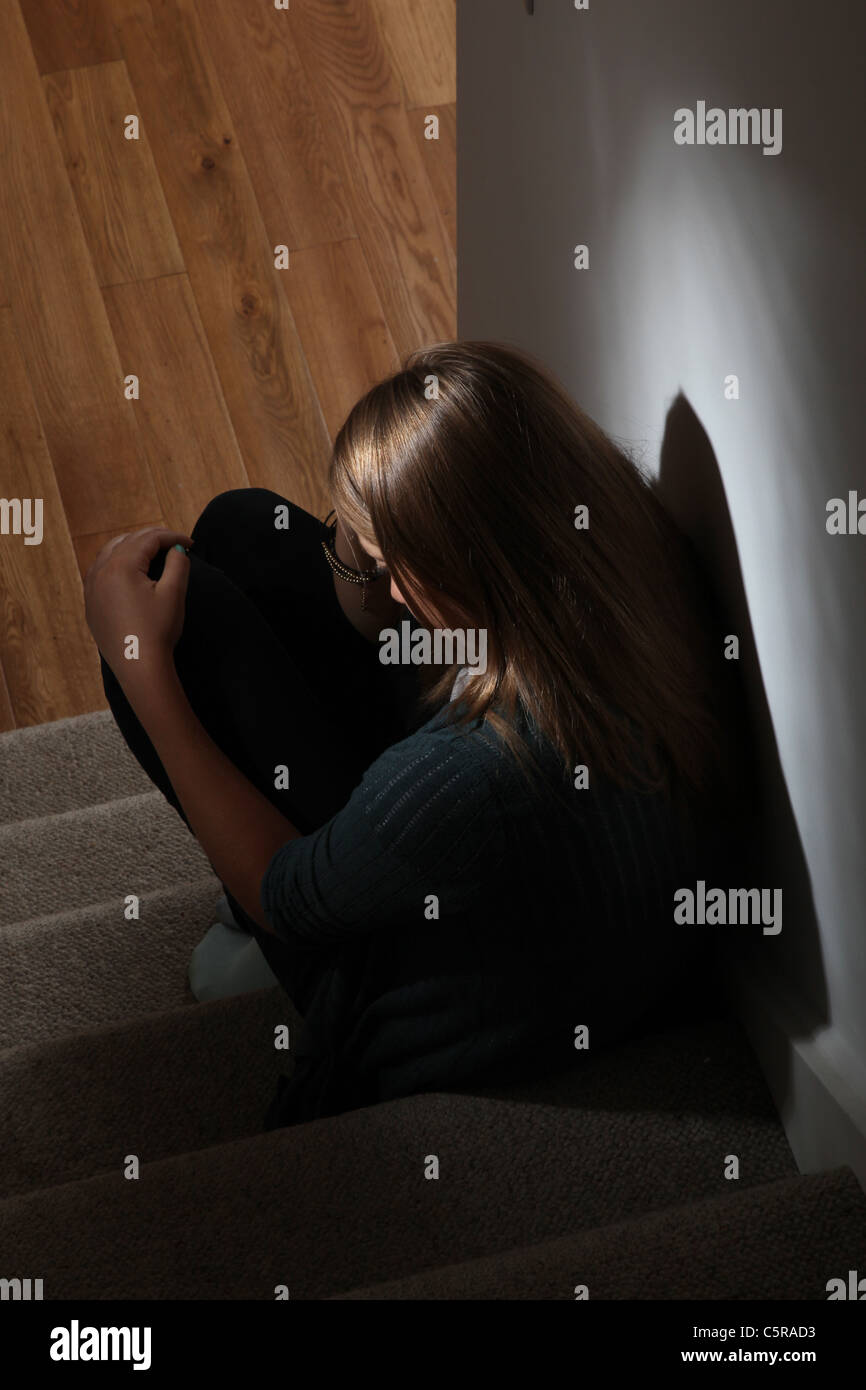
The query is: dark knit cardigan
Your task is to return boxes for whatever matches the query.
[260,698,712,1130]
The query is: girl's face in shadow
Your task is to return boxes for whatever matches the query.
[340,515,464,630]
[350,531,447,630]
[353,533,408,609]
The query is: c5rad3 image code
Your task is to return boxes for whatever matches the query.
[683,1326,817,1363]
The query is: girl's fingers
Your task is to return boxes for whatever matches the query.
[86,526,194,586]
[119,527,195,569]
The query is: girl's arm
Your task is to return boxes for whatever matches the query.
[84,527,295,934]
[124,654,296,935]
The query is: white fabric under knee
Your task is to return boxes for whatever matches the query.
[188,921,279,1002]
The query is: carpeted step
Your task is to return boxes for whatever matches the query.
[0,1010,794,1209]
[0,985,300,1200]
[333,1166,866,1300]
[0,791,211,928]
[0,1049,801,1299]
[464,1015,792,1134]
[0,710,837,1302]
[0,877,222,1050]
[0,1000,795,1217]
[0,1088,833,1301]
[0,709,151,824]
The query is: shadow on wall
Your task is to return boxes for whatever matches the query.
[656,392,828,1057]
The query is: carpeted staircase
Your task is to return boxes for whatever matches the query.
[1,711,864,1299]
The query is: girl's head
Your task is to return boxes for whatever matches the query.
[330,340,731,804]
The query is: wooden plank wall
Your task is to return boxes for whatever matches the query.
[0,0,456,728]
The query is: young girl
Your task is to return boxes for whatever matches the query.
[85,341,747,1130]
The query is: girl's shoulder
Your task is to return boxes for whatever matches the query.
[351,708,514,868]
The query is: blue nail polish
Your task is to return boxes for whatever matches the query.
[174,544,187,553]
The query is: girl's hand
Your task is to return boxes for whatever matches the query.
[84,527,193,687]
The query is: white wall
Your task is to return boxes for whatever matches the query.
[459,0,866,1172]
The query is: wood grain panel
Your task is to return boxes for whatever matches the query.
[73,524,164,581]
[0,663,15,732]
[111,0,332,516]
[282,239,400,441]
[43,61,185,287]
[291,0,456,359]
[199,0,356,252]
[102,274,250,534]
[372,0,456,109]
[409,102,456,269]
[0,0,161,537]
[1,0,456,723]
[19,0,121,75]
[0,309,106,726]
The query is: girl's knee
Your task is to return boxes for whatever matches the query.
[191,488,292,547]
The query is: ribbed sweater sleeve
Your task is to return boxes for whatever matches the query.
[259,723,508,949]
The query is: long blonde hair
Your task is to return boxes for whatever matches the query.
[329,340,736,809]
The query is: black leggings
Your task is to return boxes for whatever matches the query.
[100,489,422,1008]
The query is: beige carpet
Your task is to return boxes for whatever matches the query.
[0,710,863,1299]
